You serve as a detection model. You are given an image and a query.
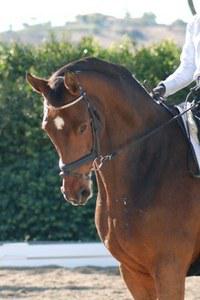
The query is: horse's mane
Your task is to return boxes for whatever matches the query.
[52,57,142,90]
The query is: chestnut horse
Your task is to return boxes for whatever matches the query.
[27,57,200,299]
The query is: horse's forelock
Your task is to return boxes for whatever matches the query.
[47,76,67,107]
[49,76,64,89]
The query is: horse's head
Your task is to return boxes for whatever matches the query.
[26,71,95,206]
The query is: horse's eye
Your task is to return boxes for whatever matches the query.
[78,123,87,135]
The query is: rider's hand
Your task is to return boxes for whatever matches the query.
[190,77,200,102]
[196,76,200,87]
[152,84,166,99]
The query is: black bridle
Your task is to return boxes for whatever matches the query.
[46,86,200,179]
[54,91,106,178]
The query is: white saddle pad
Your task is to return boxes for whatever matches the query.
[176,102,200,171]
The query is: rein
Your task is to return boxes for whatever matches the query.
[48,88,200,178]
[96,91,200,164]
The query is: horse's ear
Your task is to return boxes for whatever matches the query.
[64,71,79,96]
[26,73,50,95]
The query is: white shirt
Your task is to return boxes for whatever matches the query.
[162,15,200,97]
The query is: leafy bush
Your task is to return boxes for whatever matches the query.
[0,37,187,241]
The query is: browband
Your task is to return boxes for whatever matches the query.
[45,93,85,111]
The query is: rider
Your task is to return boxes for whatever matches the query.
[153,14,200,99]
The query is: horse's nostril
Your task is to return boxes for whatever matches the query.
[79,188,90,199]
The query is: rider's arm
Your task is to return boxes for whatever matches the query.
[161,17,196,97]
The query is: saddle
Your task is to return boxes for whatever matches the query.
[154,86,200,177]
[193,106,200,141]
[174,97,200,177]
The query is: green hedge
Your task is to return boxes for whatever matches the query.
[0,37,188,241]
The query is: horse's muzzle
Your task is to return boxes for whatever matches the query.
[61,186,91,206]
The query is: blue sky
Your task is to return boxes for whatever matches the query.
[0,0,196,32]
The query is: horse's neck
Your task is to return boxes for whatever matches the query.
[89,80,155,186]
[94,83,186,208]
[80,72,184,199]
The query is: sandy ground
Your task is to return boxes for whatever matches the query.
[0,267,200,300]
